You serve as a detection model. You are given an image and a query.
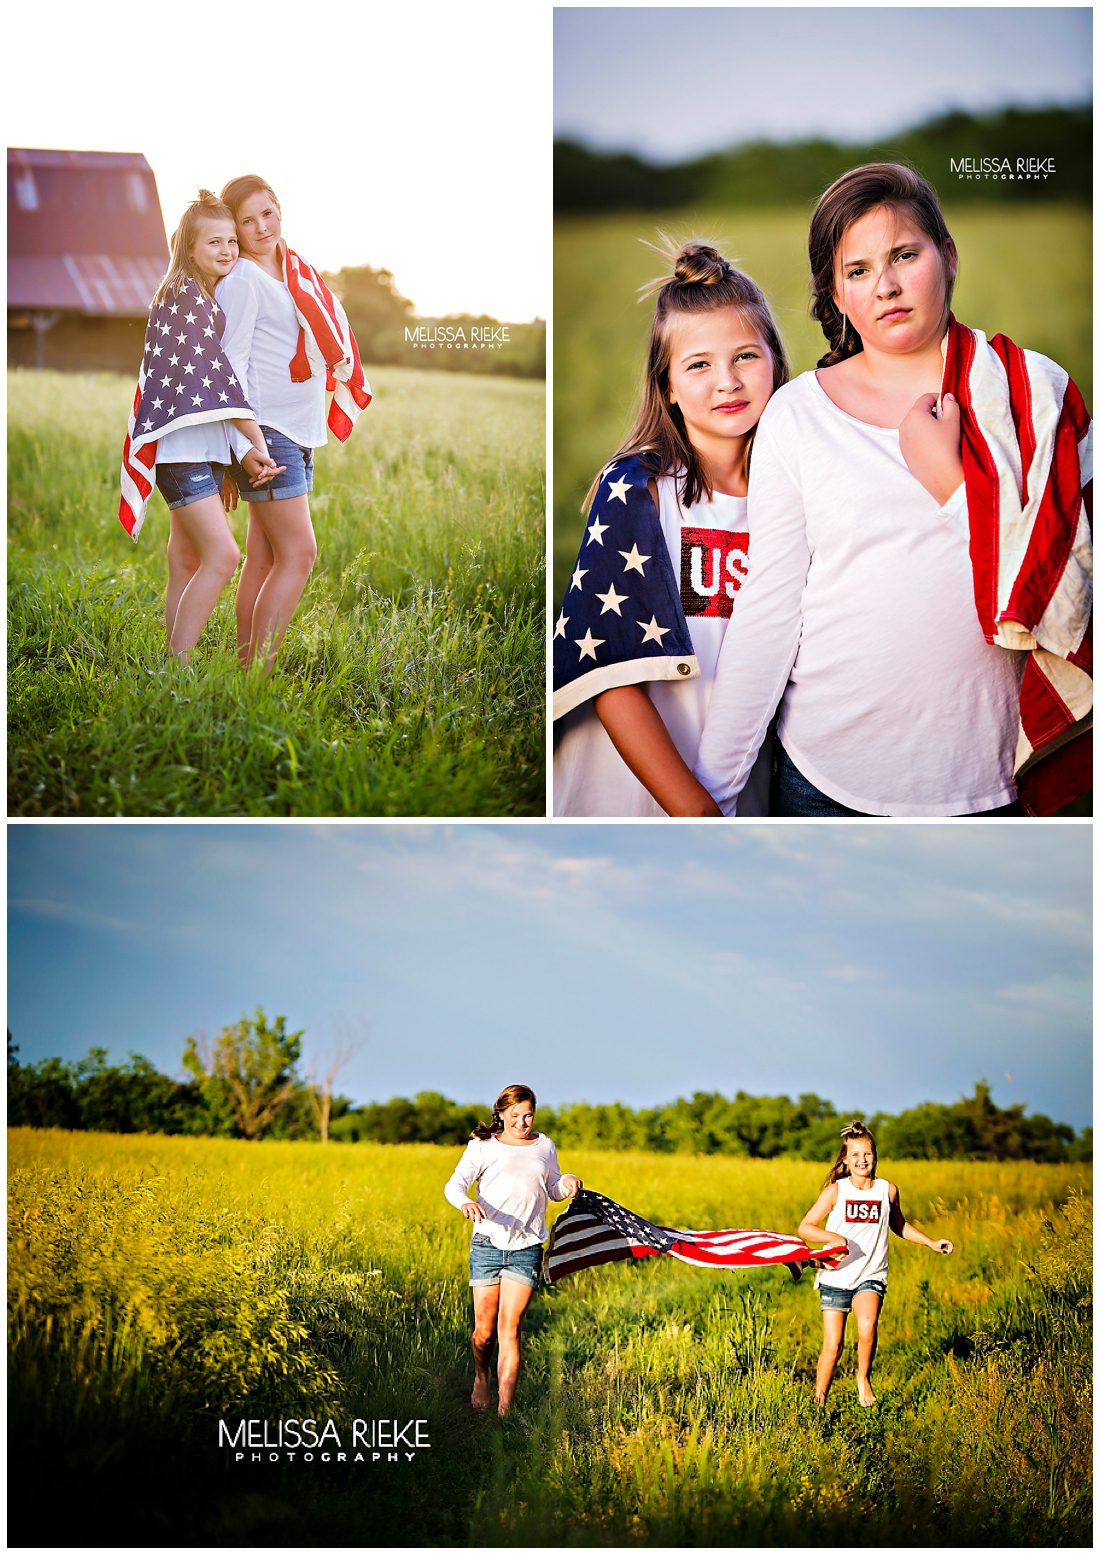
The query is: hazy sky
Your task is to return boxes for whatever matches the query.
[7,823,1092,1129]
[5,3,548,320]
[555,8,1092,161]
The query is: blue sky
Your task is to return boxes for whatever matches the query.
[555,8,1091,161]
[7,824,1092,1130]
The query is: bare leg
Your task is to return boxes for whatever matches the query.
[167,497,240,662]
[815,1308,847,1407]
[852,1289,882,1406]
[470,1285,500,1410]
[236,508,275,667]
[495,1278,535,1417]
[243,494,317,674]
[165,513,201,650]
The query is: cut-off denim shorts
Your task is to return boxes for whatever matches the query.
[232,425,314,503]
[469,1233,542,1290]
[155,460,227,510]
[818,1278,887,1313]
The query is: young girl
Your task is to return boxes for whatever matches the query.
[118,191,282,662]
[798,1121,953,1408]
[695,162,1092,816]
[216,175,372,673]
[443,1084,581,1416]
[552,240,789,816]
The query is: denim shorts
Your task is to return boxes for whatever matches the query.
[232,425,315,503]
[469,1233,542,1290]
[155,460,226,510]
[818,1278,887,1312]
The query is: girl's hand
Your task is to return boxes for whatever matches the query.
[461,1202,485,1224]
[241,448,286,488]
[221,472,239,512]
[934,1238,954,1255]
[560,1174,582,1198]
[899,391,964,507]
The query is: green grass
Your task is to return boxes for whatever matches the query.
[8,1130,1091,1546]
[8,366,545,815]
[554,203,1092,599]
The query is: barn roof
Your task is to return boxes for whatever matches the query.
[8,148,169,315]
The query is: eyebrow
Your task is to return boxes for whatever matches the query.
[841,238,925,266]
[678,342,762,362]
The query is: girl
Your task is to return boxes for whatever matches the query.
[552,240,789,816]
[443,1084,582,1416]
[695,162,1091,816]
[798,1121,953,1408]
[118,191,282,662]
[216,175,371,673]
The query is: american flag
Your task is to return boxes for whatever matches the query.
[118,282,255,541]
[282,245,372,442]
[944,316,1092,813]
[544,1189,836,1285]
[553,453,698,720]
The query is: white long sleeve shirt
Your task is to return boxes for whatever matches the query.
[695,371,1023,816]
[216,258,328,448]
[443,1134,569,1249]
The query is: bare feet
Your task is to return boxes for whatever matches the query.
[857,1381,877,1408]
[471,1377,491,1410]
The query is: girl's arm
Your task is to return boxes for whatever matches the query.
[595,685,722,816]
[443,1141,486,1223]
[544,1140,582,1201]
[797,1183,846,1250]
[694,411,810,813]
[888,1183,954,1254]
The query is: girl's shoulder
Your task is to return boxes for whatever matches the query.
[759,371,819,422]
[216,257,264,296]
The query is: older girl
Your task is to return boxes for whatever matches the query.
[696,163,1091,816]
[216,175,371,672]
[799,1121,953,1407]
[444,1084,581,1416]
[119,191,281,661]
[553,240,789,816]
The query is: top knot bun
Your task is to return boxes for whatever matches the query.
[672,242,730,286]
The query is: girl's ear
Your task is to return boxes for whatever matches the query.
[944,237,959,283]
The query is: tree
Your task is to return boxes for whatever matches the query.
[182,1010,304,1140]
[305,1022,366,1145]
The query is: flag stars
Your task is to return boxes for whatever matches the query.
[192,342,205,357]
[570,564,588,591]
[619,543,651,575]
[184,311,197,325]
[586,515,609,545]
[596,582,628,616]
[218,391,229,403]
[554,611,568,639]
[575,629,604,662]
[191,394,203,407]
[183,362,196,376]
[168,302,179,316]
[606,475,632,503]
[159,322,171,336]
[201,375,213,388]
[203,325,215,339]
[142,419,153,432]
[151,396,163,410]
[639,615,671,645]
[169,353,180,366]
[210,357,223,372]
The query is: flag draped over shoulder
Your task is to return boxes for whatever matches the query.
[118,282,255,541]
[553,455,699,719]
[943,316,1093,813]
[544,1189,835,1284]
[282,245,372,442]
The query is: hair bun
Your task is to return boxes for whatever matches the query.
[673,242,729,287]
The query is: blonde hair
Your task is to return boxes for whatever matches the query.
[152,190,236,307]
[823,1120,879,1187]
[584,236,789,514]
[470,1083,536,1141]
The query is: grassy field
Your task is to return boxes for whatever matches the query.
[8,366,544,816]
[8,1129,1091,1547]
[554,203,1092,599]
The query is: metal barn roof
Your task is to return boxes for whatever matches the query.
[8,147,169,315]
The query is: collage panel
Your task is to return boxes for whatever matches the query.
[7,6,547,820]
[552,7,1091,819]
[6,822,1093,1546]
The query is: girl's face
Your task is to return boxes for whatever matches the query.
[833,204,956,359]
[190,218,239,289]
[500,1101,535,1141]
[666,308,775,453]
[235,190,282,261]
[844,1136,876,1179]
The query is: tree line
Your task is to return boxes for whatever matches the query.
[7,1017,1089,1162]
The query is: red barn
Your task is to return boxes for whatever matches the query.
[8,147,169,372]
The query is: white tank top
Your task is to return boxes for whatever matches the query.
[815,1175,892,1289]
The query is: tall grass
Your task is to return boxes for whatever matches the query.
[8,366,545,815]
[8,1130,1090,1546]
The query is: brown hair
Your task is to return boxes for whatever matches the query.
[584,236,790,513]
[152,190,236,306]
[219,174,281,223]
[809,162,956,369]
[471,1083,537,1141]
[823,1119,878,1187]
